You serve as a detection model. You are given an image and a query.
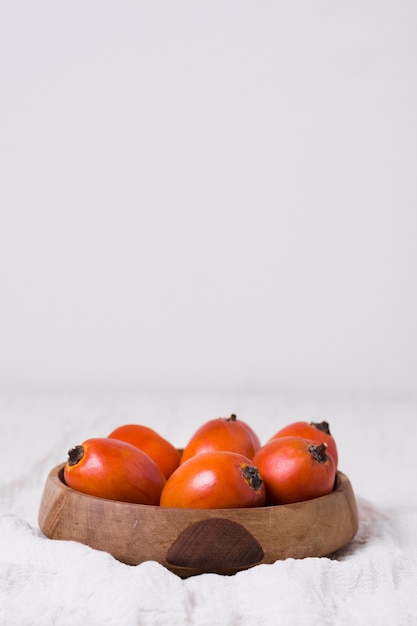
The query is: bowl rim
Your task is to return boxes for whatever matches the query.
[52,462,345,513]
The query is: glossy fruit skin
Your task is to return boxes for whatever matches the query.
[107,423,181,479]
[64,437,166,505]
[180,414,261,464]
[160,451,266,509]
[237,417,262,454]
[268,421,338,469]
[253,436,336,505]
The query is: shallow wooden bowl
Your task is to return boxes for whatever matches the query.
[38,463,358,577]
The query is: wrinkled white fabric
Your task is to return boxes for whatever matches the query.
[1,393,416,626]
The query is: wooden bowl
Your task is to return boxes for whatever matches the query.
[38,463,358,577]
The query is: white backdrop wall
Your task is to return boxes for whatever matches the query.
[1,0,416,397]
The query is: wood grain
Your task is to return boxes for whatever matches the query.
[166,518,264,569]
[38,464,359,577]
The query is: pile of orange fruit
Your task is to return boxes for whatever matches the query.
[64,414,338,509]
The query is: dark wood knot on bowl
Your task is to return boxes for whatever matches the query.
[166,518,264,570]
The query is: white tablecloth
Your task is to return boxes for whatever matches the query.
[1,392,416,625]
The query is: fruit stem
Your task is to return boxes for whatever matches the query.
[311,420,331,435]
[308,442,328,464]
[67,445,85,466]
[228,413,237,422]
[242,464,263,491]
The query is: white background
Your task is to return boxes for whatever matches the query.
[1,0,416,399]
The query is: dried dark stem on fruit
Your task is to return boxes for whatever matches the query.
[228,414,237,422]
[67,445,85,466]
[308,442,328,464]
[311,420,331,435]
[242,465,263,491]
